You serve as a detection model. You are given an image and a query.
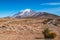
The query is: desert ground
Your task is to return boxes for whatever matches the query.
[0,18,60,40]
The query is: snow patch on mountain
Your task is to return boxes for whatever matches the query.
[13,9,37,17]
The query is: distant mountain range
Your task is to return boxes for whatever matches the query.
[5,9,60,18]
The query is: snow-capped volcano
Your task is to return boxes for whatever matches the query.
[13,9,37,18]
[13,9,59,18]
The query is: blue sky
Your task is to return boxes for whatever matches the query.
[0,0,60,17]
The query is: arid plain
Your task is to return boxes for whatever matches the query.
[0,17,60,40]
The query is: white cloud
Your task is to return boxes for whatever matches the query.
[40,3,60,5]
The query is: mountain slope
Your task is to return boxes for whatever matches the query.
[12,9,59,18]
